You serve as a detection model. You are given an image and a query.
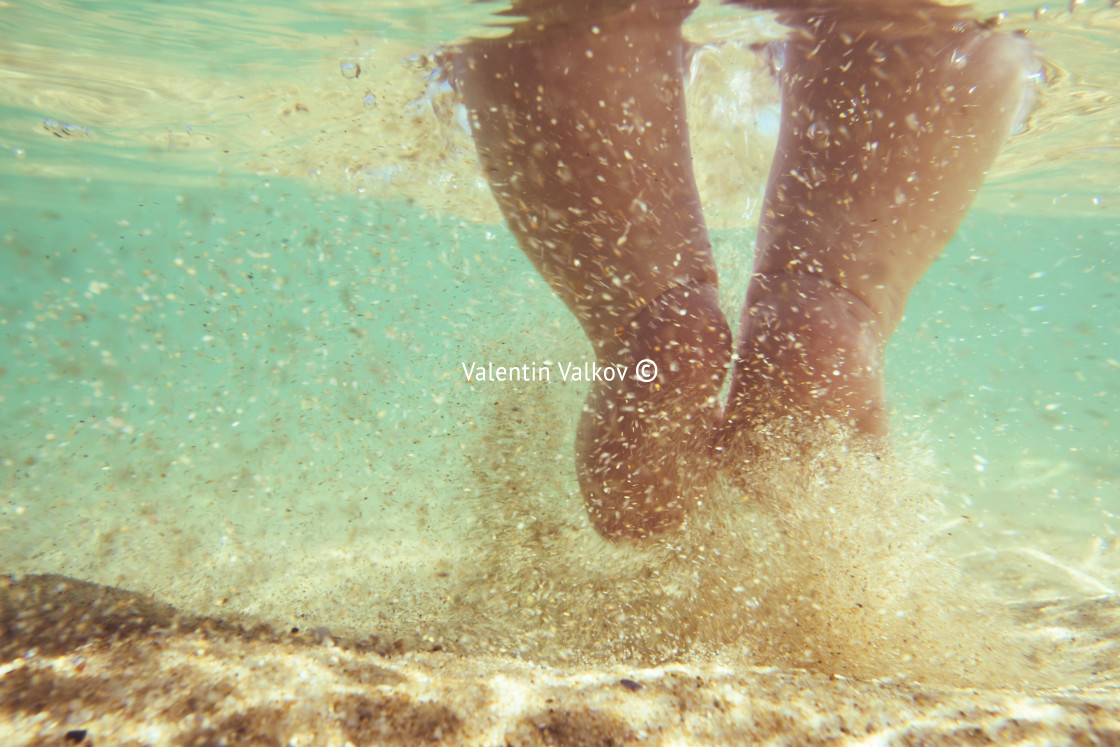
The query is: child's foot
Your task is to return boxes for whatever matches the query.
[577,282,731,540]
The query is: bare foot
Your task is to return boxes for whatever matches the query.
[577,282,730,539]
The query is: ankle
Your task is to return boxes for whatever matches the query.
[603,281,731,385]
[729,272,888,435]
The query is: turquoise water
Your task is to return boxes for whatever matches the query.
[2,0,1119,690]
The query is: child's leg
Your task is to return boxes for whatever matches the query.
[725,6,1037,437]
[456,2,731,538]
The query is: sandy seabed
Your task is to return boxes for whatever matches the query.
[2,574,1119,747]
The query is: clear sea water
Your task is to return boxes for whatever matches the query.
[2,0,1118,688]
